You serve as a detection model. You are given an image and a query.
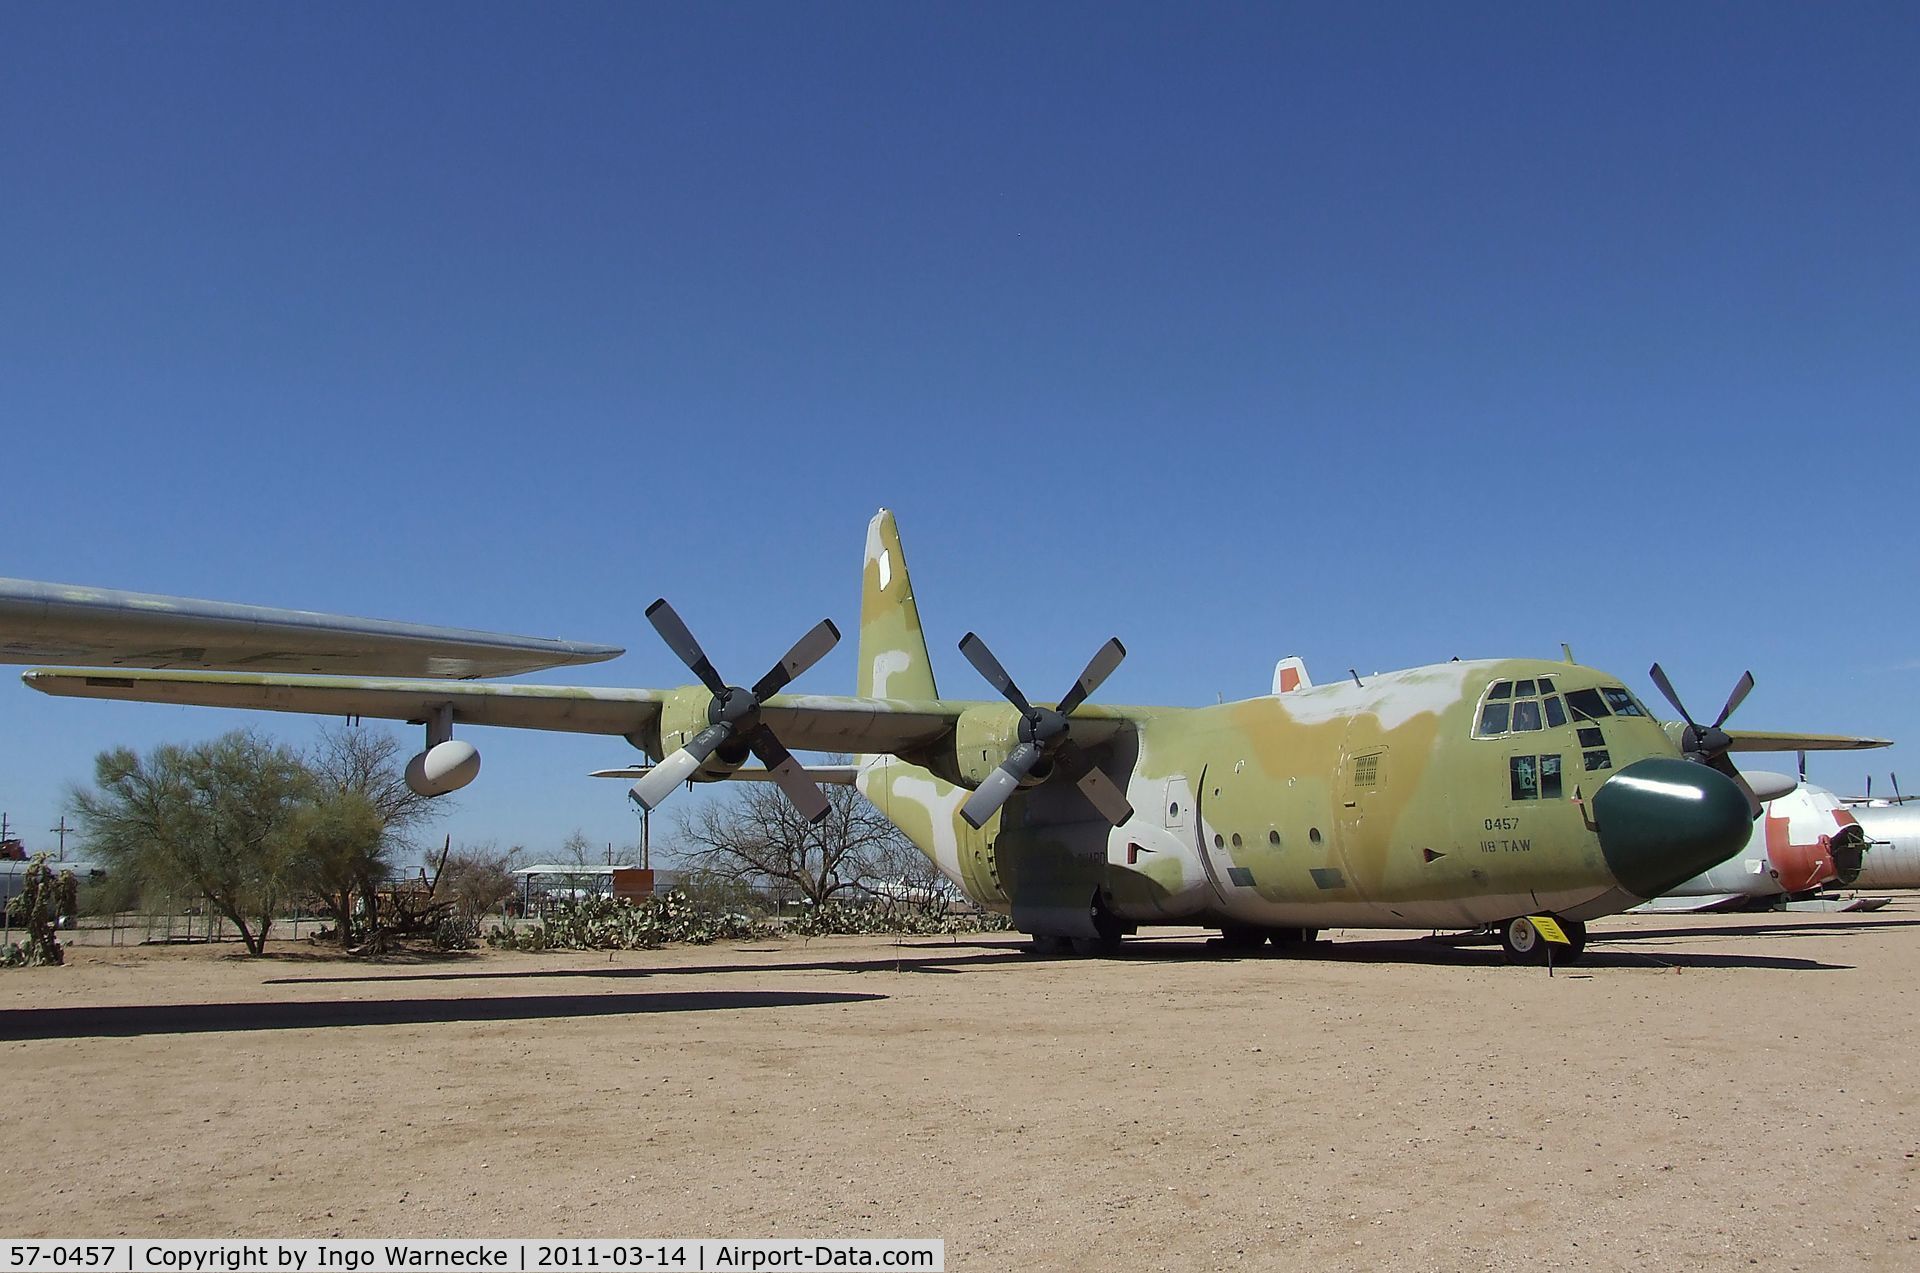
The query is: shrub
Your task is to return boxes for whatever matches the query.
[486,891,777,951]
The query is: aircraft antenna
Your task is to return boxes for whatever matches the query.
[1348,668,1364,687]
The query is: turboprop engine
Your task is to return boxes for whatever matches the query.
[405,739,481,797]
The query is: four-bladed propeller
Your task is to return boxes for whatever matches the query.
[956,632,1133,830]
[1647,663,1762,816]
[632,599,841,823]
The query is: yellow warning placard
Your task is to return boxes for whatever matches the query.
[1528,915,1570,945]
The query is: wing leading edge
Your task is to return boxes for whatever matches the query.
[0,578,622,678]
[1724,729,1892,753]
[19,668,969,756]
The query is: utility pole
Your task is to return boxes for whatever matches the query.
[50,816,72,858]
[0,812,11,845]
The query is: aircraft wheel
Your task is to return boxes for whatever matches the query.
[1219,924,1267,952]
[1027,934,1074,957]
[1071,932,1123,957]
[1498,917,1549,964]
[1269,926,1319,952]
[1556,919,1588,964]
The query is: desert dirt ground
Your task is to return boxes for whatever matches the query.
[3,908,1918,1271]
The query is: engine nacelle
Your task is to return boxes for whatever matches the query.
[405,740,481,797]
[953,703,1044,789]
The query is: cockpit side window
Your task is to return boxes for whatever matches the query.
[1564,687,1610,721]
[1479,701,1511,735]
[1600,687,1648,717]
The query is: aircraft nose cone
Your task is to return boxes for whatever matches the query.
[1593,757,1754,899]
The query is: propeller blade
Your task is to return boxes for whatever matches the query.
[1056,638,1126,717]
[646,599,728,696]
[630,721,733,811]
[960,741,1044,830]
[959,632,1033,715]
[1647,663,1698,729]
[752,618,842,700]
[1711,671,1756,729]
[748,728,831,824]
[1056,741,1133,825]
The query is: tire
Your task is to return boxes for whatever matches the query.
[1269,926,1319,951]
[1499,916,1547,964]
[1219,924,1267,951]
[1071,932,1123,957]
[1556,919,1588,964]
[1027,934,1074,957]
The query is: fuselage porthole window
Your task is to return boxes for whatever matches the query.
[1583,749,1612,772]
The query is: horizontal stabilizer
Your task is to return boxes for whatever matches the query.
[0,577,622,678]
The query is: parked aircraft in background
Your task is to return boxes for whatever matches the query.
[1844,803,1920,890]
[11,512,1889,964]
[1641,782,1871,911]
[1840,773,1911,808]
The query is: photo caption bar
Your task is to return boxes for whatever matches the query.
[1,1241,943,1273]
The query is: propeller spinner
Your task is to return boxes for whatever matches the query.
[632,599,841,824]
[1647,662,1763,817]
[956,631,1133,830]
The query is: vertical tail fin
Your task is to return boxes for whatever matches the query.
[858,508,938,700]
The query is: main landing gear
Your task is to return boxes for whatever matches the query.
[1498,916,1586,965]
[1217,924,1321,954]
[1024,895,1130,957]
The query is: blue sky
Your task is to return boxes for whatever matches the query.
[3,3,1916,860]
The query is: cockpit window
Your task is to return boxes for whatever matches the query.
[1476,679,1573,738]
[1564,688,1610,721]
[1601,687,1648,717]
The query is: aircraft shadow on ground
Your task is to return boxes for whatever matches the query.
[256,926,1863,980]
[1612,917,1920,943]
[0,989,887,1041]
[262,943,1035,986]
[1102,935,1851,972]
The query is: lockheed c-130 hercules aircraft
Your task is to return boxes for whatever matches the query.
[7,511,1889,963]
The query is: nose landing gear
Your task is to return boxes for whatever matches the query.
[1499,915,1586,965]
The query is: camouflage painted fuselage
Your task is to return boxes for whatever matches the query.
[854,510,1739,939]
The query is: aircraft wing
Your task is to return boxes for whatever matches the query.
[1724,729,1892,752]
[0,578,622,678]
[18,669,973,755]
[589,765,862,785]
